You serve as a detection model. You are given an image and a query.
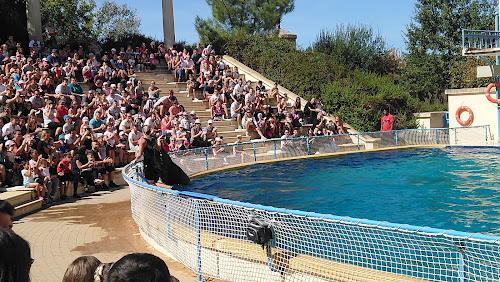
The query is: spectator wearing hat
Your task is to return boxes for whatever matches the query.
[190,119,206,148]
[202,119,218,141]
[47,49,62,66]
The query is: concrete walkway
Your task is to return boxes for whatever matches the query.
[14,186,198,282]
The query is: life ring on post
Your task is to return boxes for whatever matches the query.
[455,106,474,126]
[485,82,500,104]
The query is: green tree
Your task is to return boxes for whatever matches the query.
[313,25,396,75]
[41,0,96,44]
[95,0,141,42]
[0,0,28,45]
[195,0,294,44]
[402,0,496,104]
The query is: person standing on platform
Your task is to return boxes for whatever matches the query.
[381,109,394,132]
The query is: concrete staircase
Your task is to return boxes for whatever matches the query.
[0,167,127,218]
[133,72,257,144]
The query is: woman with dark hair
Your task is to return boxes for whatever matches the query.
[0,229,32,282]
[62,255,101,282]
[131,125,163,185]
[107,253,170,282]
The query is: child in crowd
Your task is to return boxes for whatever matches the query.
[22,161,45,203]
[57,152,73,200]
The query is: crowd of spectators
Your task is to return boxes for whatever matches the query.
[0,31,351,197]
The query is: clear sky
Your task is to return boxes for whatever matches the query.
[94,0,416,51]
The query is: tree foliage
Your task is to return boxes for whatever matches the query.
[95,0,141,42]
[0,0,28,45]
[313,25,398,76]
[402,0,496,104]
[195,0,294,45]
[41,0,96,44]
[222,34,418,131]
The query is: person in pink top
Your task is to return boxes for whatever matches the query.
[380,109,394,132]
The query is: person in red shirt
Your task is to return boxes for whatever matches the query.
[57,152,73,200]
[55,99,69,123]
[380,109,394,132]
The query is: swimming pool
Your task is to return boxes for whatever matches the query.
[184,147,500,235]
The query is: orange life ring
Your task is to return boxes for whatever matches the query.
[455,106,474,126]
[485,82,500,103]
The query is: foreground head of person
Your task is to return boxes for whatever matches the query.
[107,253,171,282]
[0,200,14,232]
[0,229,31,282]
[62,255,101,282]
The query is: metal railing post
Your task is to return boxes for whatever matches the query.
[454,128,458,145]
[357,134,360,150]
[434,128,438,144]
[485,125,489,143]
[273,141,276,159]
[195,201,202,282]
[395,131,399,146]
[253,143,256,162]
[204,149,208,170]
[306,137,310,155]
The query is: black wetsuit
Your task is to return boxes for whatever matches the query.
[143,136,160,182]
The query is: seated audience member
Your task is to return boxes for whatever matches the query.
[281,129,293,149]
[62,256,101,282]
[107,253,171,282]
[21,161,45,203]
[0,229,32,282]
[334,115,346,134]
[212,137,229,165]
[233,135,249,163]
[242,111,266,139]
[57,152,73,200]
[202,119,218,141]
[0,200,14,232]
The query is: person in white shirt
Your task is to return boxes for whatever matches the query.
[128,124,142,152]
[2,116,21,138]
[281,129,293,149]
[28,36,40,48]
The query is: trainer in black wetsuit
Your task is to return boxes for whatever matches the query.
[131,125,161,184]
[143,134,159,182]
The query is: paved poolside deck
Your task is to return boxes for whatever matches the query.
[13,186,199,282]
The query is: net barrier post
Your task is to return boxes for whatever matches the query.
[273,141,276,159]
[434,128,438,144]
[204,149,208,170]
[454,128,458,145]
[455,239,466,282]
[395,131,399,146]
[357,133,360,150]
[195,201,202,282]
[306,137,310,155]
[253,143,256,162]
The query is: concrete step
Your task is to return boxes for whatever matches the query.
[213,120,238,126]
[183,105,209,111]
[213,125,236,132]
[217,130,249,139]
[0,190,34,207]
[14,199,43,217]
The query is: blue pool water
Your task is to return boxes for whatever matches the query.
[183,148,500,235]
